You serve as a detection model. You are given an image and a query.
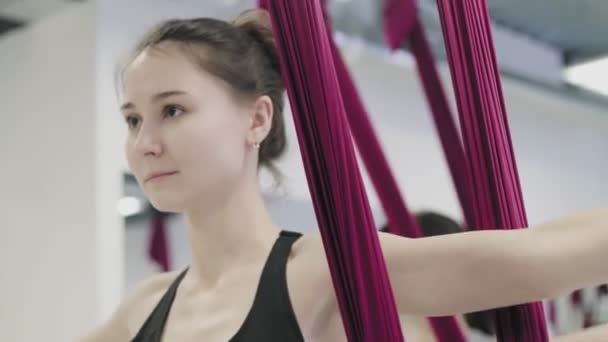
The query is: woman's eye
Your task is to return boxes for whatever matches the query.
[163,104,185,119]
[125,116,141,129]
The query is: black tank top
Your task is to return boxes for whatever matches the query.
[132,231,305,342]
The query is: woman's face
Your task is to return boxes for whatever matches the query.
[120,44,263,212]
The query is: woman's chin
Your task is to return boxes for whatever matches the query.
[148,197,185,214]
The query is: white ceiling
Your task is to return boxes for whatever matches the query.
[2,0,608,99]
[3,0,608,63]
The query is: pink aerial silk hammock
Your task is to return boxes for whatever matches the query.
[320,2,466,341]
[259,0,548,340]
[259,0,404,340]
[385,0,550,340]
[149,209,171,272]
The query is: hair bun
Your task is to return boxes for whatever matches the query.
[231,9,271,30]
[231,10,279,70]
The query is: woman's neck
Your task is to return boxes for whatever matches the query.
[183,181,280,289]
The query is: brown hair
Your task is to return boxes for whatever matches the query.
[126,10,286,173]
[379,211,463,236]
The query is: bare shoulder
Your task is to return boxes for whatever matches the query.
[292,230,324,253]
[285,232,339,334]
[293,230,412,259]
[289,231,333,274]
[123,271,184,332]
[287,231,328,281]
[80,271,181,342]
[289,230,407,273]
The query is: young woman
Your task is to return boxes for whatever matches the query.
[84,11,608,342]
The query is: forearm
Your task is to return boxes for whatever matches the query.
[529,208,608,296]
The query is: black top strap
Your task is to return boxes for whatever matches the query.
[230,230,304,341]
[131,231,304,342]
[131,268,188,342]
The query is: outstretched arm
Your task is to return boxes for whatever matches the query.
[380,208,608,316]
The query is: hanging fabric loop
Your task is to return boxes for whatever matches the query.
[434,0,550,340]
[259,0,404,340]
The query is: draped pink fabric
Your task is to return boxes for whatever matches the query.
[149,210,171,272]
[383,0,417,50]
[332,32,467,342]
[258,0,549,340]
[408,23,476,224]
[324,9,466,341]
[259,0,403,340]
[384,0,475,226]
[385,0,549,340]
[435,0,549,340]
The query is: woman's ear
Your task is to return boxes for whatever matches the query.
[247,95,273,146]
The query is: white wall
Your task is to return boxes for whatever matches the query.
[263,47,608,224]
[0,2,125,341]
[344,50,608,224]
[0,3,96,341]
